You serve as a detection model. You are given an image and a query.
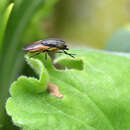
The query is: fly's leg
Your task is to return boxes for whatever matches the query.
[45,51,48,60]
[42,50,49,60]
[63,50,75,58]
[57,50,75,58]
[29,52,41,58]
[29,50,49,60]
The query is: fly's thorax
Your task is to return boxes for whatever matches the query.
[42,38,68,50]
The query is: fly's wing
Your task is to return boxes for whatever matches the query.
[23,40,50,52]
[42,38,68,50]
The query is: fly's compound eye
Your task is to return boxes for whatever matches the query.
[62,44,69,50]
[56,41,68,50]
[64,45,69,50]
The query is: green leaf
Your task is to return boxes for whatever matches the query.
[0,3,14,51]
[54,56,84,70]
[0,0,8,16]
[23,0,59,43]
[6,49,130,130]
[25,54,49,91]
[0,0,46,86]
[0,0,55,127]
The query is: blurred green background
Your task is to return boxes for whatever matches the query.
[0,0,130,129]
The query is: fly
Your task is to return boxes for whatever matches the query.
[23,38,75,58]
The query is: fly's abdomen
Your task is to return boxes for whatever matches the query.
[23,40,49,53]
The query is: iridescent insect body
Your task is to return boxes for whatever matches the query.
[23,38,75,58]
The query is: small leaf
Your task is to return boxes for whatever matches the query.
[6,49,130,130]
[11,76,46,96]
[54,57,84,70]
[25,54,49,91]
